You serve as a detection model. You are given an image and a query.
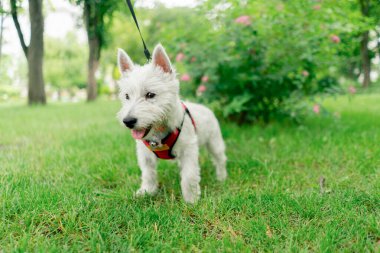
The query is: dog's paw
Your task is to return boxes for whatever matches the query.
[134,187,158,197]
[182,184,200,204]
[183,192,200,204]
[216,170,227,182]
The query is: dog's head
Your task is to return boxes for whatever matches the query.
[116,44,180,139]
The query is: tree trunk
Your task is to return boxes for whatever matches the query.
[28,0,45,104]
[359,0,371,88]
[57,89,62,101]
[84,0,102,102]
[87,37,100,101]
[360,30,371,88]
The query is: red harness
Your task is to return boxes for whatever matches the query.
[142,103,196,160]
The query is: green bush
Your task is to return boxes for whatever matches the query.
[176,0,367,123]
[187,17,312,123]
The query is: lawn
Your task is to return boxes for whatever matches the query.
[0,94,379,252]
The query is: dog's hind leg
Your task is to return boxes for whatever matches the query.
[135,142,158,196]
[206,129,227,181]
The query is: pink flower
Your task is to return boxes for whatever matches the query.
[180,73,191,81]
[196,84,207,96]
[313,5,321,10]
[201,75,209,83]
[191,56,197,63]
[348,85,357,94]
[302,70,310,77]
[176,52,185,62]
[197,84,207,93]
[235,15,251,26]
[330,34,340,43]
[313,104,320,114]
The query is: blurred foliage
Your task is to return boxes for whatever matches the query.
[0,51,19,101]
[184,0,374,123]
[0,61,19,100]
[71,0,121,49]
[44,34,87,93]
[0,55,12,86]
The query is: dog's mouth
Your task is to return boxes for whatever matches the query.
[131,126,151,140]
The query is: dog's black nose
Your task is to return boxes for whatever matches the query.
[123,117,137,128]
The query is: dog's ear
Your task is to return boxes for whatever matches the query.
[152,44,172,74]
[117,48,134,75]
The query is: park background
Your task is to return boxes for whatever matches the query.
[0,0,379,251]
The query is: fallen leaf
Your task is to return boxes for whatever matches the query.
[266,225,273,238]
[227,226,238,238]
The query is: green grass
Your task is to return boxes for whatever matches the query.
[0,94,379,252]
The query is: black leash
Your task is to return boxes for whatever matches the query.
[125,0,151,61]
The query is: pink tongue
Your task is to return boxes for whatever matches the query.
[131,129,146,139]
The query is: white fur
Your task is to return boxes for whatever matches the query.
[117,44,227,203]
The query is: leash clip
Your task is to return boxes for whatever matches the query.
[149,141,159,148]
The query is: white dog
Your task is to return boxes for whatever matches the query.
[117,44,227,203]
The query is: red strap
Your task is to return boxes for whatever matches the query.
[142,129,179,159]
[142,103,196,160]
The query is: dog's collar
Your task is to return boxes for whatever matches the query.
[142,102,196,160]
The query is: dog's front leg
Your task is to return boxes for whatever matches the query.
[178,145,201,203]
[135,142,158,196]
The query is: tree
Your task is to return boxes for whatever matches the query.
[359,0,371,87]
[74,0,117,101]
[10,0,46,104]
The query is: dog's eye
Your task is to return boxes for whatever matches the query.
[145,92,156,99]
[125,94,129,100]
